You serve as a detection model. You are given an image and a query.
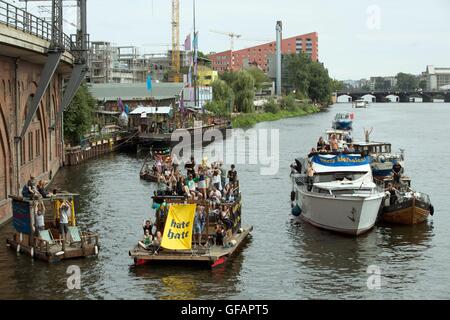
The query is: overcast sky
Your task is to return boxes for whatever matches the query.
[21,0,450,80]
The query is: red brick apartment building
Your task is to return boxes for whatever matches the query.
[209,32,318,72]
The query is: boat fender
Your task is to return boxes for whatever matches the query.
[16,244,20,253]
[291,205,302,217]
[290,191,296,202]
[430,205,434,216]
[30,247,34,258]
[94,245,99,255]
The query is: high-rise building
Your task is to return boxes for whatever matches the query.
[209,32,318,72]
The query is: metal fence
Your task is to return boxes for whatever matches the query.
[0,0,73,50]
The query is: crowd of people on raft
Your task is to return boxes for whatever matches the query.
[139,155,241,253]
[21,176,73,243]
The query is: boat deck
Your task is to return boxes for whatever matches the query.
[129,227,252,267]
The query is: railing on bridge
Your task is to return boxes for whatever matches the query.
[0,0,73,50]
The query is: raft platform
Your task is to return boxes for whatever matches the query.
[129,226,253,268]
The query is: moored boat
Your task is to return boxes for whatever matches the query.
[381,188,433,225]
[291,154,385,236]
[353,99,368,108]
[332,112,354,131]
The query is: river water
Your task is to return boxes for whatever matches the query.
[0,102,449,300]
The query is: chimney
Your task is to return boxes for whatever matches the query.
[276,21,282,96]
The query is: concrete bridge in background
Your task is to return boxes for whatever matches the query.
[0,0,88,224]
[335,90,450,103]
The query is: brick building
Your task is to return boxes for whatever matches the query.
[209,32,318,72]
[0,56,66,224]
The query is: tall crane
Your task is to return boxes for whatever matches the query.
[171,0,180,83]
[210,30,242,51]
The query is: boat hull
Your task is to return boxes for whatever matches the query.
[382,198,430,225]
[294,185,383,236]
[333,120,353,131]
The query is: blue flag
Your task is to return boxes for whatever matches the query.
[146,74,152,92]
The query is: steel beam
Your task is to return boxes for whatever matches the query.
[19,51,63,139]
[52,0,64,48]
[59,63,86,117]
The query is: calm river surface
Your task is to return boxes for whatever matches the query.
[0,102,449,299]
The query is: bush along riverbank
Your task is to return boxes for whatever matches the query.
[231,98,322,128]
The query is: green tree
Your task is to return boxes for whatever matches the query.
[306,62,332,104]
[220,71,237,87]
[396,73,418,90]
[419,79,427,90]
[206,79,234,115]
[63,83,96,145]
[246,67,269,90]
[330,79,344,92]
[284,53,312,96]
[232,70,255,113]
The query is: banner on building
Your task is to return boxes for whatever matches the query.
[161,204,196,250]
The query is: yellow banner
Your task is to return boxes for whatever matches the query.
[161,204,196,250]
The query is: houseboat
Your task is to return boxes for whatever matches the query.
[129,106,231,149]
[6,194,99,263]
[291,153,385,236]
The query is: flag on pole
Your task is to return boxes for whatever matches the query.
[184,33,191,51]
[118,98,124,112]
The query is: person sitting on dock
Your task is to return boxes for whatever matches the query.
[37,180,52,198]
[209,186,222,204]
[392,161,402,184]
[138,229,153,250]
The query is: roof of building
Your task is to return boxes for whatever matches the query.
[427,65,450,75]
[89,82,185,102]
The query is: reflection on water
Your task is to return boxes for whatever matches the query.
[0,103,449,299]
